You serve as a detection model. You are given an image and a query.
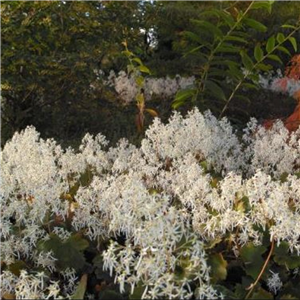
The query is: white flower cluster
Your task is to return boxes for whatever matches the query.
[0,270,63,299]
[1,108,300,299]
[105,70,195,104]
[243,118,300,178]
[105,68,300,105]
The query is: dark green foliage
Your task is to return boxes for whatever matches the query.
[37,233,89,271]
[274,242,300,269]
[129,283,145,300]
[1,1,147,146]
[240,243,268,279]
[208,253,228,283]
[172,1,300,119]
[8,260,27,276]
[2,1,300,147]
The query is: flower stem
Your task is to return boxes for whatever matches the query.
[245,238,275,299]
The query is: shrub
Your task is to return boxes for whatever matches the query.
[1,110,300,299]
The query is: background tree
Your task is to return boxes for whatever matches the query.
[1,1,147,145]
[1,1,300,147]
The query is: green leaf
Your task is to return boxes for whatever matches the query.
[67,233,89,251]
[172,100,185,109]
[79,169,93,187]
[99,290,124,300]
[227,65,244,80]
[208,68,228,77]
[215,43,241,53]
[280,172,289,183]
[138,65,150,74]
[173,88,196,103]
[92,254,103,267]
[234,282,249,299]
[8,260,27,276]
[172,88,197,108]
[132,57,142,65]
[282,24,297,29]
[256,63,273,72]
[135,76,144,87]
[122,50,133,58]
[127,64,135,74]
[198,9,234,28]
[267,54,283,64]
[208,253,228,283]
[130,282,145,300]
[37,233,87,271]
[254,45,264,62]
[240,243,267,279]
[241,83,259,91]
[204,237,222,250]
[210,285,236,299]
[211,60,239,67]
[233,95,251,106]
[276,33,285,44]
[71,274,87,300]
[174,257,189,280]
[240,50,254,70]
[184,31,203,44]
[274,241,300,269]
[277,45,291,56]
[186,45,207,55]
[289,37,297,52]
[240,196,252,212]
[205,80,226,101]
[266,36,276,53]
[279,295,298,300]
[192,20,223,38]
[224,35,247,43]
[251,287,273,299]
[250,1,273,13]
[244,18,267,32]
[218,11,235,28]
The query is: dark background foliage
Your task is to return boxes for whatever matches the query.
[1,1,299,147]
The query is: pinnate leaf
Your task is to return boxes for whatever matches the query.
[250,1,273,13]
[138,65,150,74]
[289,37,297,52]
[266,36,276,53]
[240,50,254,70]
[276,32,285,43]
[244,18,267,32]
[254,45,263,62]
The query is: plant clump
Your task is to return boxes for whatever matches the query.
[1,109,300,299]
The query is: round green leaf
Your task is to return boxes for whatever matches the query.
[240,243,267,279]
[208,253,228,283]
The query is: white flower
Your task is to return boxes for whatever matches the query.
[46,281,61,299]
[267,270,282,294]
[35,250,57,272]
